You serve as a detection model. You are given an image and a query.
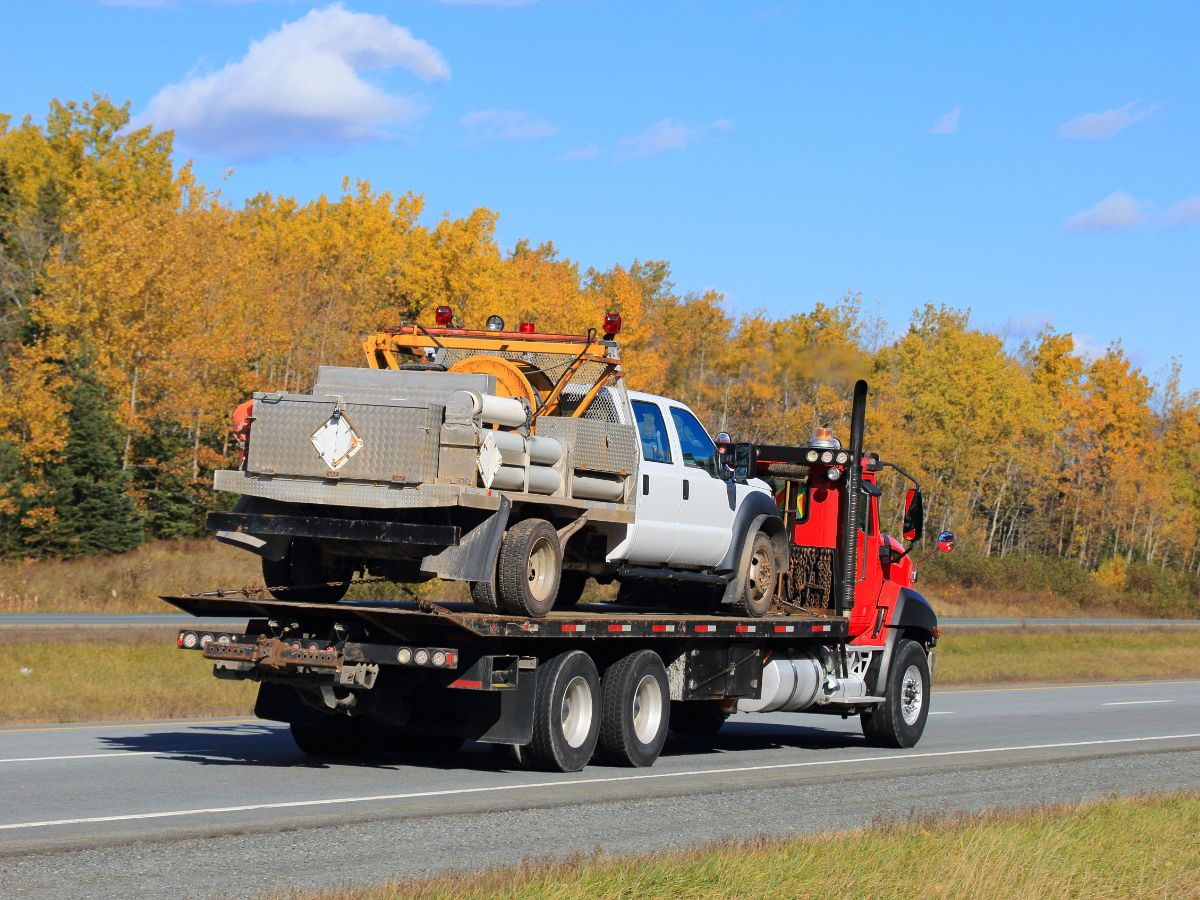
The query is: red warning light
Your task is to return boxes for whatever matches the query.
[434,306,453,326]
[603,312,622,336]
[518,322,536,333]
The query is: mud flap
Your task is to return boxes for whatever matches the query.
[419,495,512,583]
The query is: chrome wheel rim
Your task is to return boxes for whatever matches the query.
[747,545,773,608]
[527,537,557,605]
[631,674,663,744]
[560,675,592,748]
[901,664,923,725]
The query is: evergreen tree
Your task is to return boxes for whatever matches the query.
[40,363,144,557]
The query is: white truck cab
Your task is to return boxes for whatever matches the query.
[610,391,770,570]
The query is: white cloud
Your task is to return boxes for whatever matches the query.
[1064,191,1148,232]
[1056,100,1158,141]
[1071,333,1110,362]
[459,109,556,143]
[136,4,449,159]
[558,143,602,161]
[616,118,731,161]
[1165,196,1200,228]
[928,107,961,135]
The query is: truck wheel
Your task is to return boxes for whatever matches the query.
[289,719,386,758]
[263,538,352,604]
[861,638,931,748]
[496,519,562,617]
[554,572,589,609]
[668,700,729,737]
[598,650,670,767]
[735,531,776,617]
[525,650,601,772]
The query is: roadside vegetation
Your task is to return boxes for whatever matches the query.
[2,627,1197,725]
[284,791,1199,900]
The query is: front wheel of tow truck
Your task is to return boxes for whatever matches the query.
[598,650,670,767]
[262,538,352,604]
[860,638,931,748]
[524,650,601,772]
[734,531,776,617]
[496,518,562,617]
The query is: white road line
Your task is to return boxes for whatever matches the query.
[1103,700,1177,706]
[928,711,955,716]
[1,732,1197,833]
[0,752,160,764]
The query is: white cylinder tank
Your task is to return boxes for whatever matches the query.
[491,431,564,466]
[737,655,824,713]
[489,464,561,495]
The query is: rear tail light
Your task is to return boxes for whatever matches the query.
[518,322,536,334]
[435,305,453,326]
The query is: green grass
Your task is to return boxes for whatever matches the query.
[283,791,1200,900]
[935,627,1200,685]
[0,630,256,723]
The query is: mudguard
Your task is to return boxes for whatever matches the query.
[871,587,938,694]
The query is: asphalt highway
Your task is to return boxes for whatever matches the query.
[1,679,1197,898]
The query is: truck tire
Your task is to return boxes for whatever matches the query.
[554,572,589,609]
[469,577,501,613]
[598,650,670,767]
[289,718,386,758]
[734,531,776,617]
[496,519,562,617]
[668,700,729,737]
[525,650,601,772]
[861,638,930,748]
[263,538,352,604]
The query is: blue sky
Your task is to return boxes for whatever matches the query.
[3,0,1198,386]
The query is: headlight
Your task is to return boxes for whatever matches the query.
[805,449,819,463]
[486,315,505,331]
[820,450,834,463]
[827,467,842,480]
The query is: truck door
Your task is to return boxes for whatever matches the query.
[621,399,683,565]
[666,405,737,566]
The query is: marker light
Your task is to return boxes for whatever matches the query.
[200,634,214,647]
[518,322,536,334]
[182,632,198,649]
[603,312,622,336]
[431,650,447,668]
[397,647,413,664]
[414,648,431,666]
[486,315,505,331]
[835,451,849,464]
[805,449,819,463]
[827,467,842,481]
[434,306,453,326]
[820,450,834,464]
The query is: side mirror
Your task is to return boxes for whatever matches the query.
[903,488,924,542]
[937,530,955,553]
[715,431,731,444]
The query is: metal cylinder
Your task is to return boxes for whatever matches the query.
[491,431,564,466]
[737,655,823,713]
[448,390,528,428]
[490,464,561,495]
[571,473,625,502]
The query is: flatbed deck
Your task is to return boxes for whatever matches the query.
[163,591,847,642]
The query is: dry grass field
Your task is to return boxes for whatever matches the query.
[281,791,1200,900]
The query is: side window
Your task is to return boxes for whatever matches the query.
[669,407,718,474]
[632,401,672,464]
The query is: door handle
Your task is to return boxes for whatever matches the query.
[642,474,650,495]
[682,479,690,500]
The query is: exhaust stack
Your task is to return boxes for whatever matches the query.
[838,379,868,614]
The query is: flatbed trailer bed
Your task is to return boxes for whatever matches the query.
[166,590,924,772]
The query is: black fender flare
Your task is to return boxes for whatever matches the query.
[715,490,786,573]
[718,502,787,606]
[871,588,938,693]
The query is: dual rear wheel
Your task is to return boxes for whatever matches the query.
[523,649,671,772]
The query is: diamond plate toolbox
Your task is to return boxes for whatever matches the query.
[536,418,639,476]
[247,393,442,484]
